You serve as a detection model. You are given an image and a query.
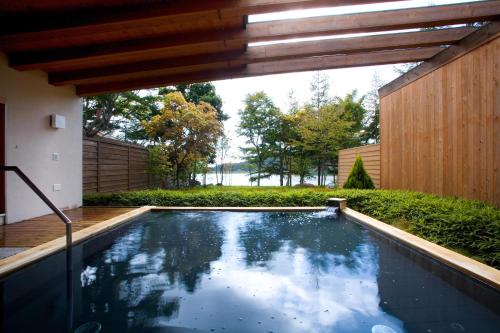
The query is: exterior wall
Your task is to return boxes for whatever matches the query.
[338,144,380,188]
[380,36,500,206]
[0,53,82,223]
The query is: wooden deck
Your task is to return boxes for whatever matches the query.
[0,207,135,248]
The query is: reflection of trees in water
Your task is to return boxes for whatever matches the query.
[239,213,371,272]
[79,213,224,331]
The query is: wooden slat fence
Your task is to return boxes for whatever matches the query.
[83,136,162,193]
[380,35,500,206]
[338,144,381,188]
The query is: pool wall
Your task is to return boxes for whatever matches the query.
[0,205,498,290]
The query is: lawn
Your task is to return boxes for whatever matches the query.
[84,186,500,268]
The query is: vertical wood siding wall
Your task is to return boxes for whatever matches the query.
[380,36,500,206]
[83,136,161,193]
[339,144,381,188]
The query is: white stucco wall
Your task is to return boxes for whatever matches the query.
[0,53,82,223]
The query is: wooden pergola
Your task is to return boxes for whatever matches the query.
[1,0,499,96]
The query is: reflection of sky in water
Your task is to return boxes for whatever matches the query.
[77,212,499,333]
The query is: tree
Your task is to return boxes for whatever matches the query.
[309,71,331,110]
[147,145,173,187]
[143,92,223,187]
[336,90,367,148]
[83,91,161,140]
[238,91,281,186]
[361,73,384,144]
[343,156,375,189]
[215,135,229,185]
[296,103,353,186]
[159,82,227,122]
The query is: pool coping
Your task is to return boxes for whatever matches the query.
[0,205,498,290]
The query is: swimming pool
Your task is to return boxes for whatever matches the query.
[1,211,499,332]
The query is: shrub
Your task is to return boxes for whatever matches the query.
[343,156,375,189]
[84,187,500,268]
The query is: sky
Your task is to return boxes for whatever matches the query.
[210,0,480,162]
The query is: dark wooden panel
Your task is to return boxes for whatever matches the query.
[0,103,5,214]
[83,136,160,193]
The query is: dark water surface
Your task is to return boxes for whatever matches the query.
[1,211,499,333]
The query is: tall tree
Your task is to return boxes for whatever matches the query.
[309,71,331,110]
[238,91,281,186]
[297,103,353,186]
[143,92,223,187]
[159,82,227,122]
[83,91,161,140]
[362,73,384,144]
[336,90,367,148]
[215,135,229,185]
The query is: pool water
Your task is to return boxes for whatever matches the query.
[1,211,499,333]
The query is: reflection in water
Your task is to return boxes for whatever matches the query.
[1,211,499,333]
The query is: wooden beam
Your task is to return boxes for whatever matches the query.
[8,1,500,71]
[50,27,474,86]
[76,46,443,96]
[379,21,500,98]
[245,1,500,43]
[0,0,399,37]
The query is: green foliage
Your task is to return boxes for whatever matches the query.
[84,187,500,268]
[148,145,173,183]
[159,82,227,122]
[143,92,223,187]
[343,156,375,189]
[238,91,281,185]
[83,91,161,140]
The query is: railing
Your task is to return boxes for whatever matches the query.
[1,166,73,332]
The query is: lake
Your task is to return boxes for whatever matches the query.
[203,172,328,186]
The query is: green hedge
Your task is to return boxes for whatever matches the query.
[84,187,500,268]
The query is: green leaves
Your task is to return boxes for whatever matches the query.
[343,156,375,189]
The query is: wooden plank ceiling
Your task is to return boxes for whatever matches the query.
[0,0,499,96]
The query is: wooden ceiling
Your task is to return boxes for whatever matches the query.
[1,0,499,96]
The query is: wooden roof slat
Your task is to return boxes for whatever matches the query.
[76,46,444,95]
[50,27,475,86]
[0,0,400,46]
[6,1,500,71]
[245,1,500,43]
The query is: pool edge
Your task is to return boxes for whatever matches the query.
[343,207,500,290]
[0,206,153,278]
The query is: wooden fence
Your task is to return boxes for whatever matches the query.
[338,144,381,188]
[380,35,500,206]
[83,136,161,193]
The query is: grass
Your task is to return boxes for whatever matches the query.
[84,186,500,268]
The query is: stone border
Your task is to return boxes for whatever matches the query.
[1,205,498,290]
[344,208,500,290]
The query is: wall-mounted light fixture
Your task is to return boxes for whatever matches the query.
[50,114,66,129]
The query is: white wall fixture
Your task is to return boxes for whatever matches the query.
[52,153,60,161]
[50,114,66,129]
[53,184,62,192]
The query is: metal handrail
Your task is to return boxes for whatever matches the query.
[1,165,73,332]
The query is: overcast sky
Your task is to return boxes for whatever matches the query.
[211,0,479,162]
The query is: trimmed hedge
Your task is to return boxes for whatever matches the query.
[84,187,500,268]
